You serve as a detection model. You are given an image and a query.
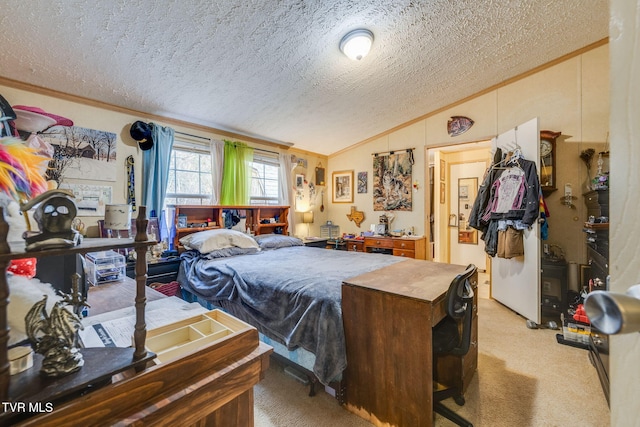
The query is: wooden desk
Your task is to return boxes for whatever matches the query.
[342,260,477,427]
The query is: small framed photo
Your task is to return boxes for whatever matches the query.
[440,182,446,204]
[357,171,367,193]
[459,185,469,199]
[296,174,305,190]
[440,159,446,181]
[332,170,354,203]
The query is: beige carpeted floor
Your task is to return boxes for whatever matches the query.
[254,275,610,426]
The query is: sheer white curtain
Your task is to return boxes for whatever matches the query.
[279,153,294,234]
[210,139,224,205]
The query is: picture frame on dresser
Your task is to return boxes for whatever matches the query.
[98,217,160,241]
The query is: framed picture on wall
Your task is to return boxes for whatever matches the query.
[357,171,367,193]
[296,174,305,190]
[440,182,446,204]
[440,159,446,181]
[332,170,353,203]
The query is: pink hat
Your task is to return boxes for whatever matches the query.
[12,105,74,128]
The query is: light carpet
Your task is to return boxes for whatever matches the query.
[254,278,610,426]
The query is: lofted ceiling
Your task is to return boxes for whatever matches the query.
[0,1,609,155]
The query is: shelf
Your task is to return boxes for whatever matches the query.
[2,348,155,424]
[1,237,156,263]
[584,222,609,230]
[0,207,156,405]
[176,226,220,233]
[171,205,290,249]
[258,222,287,228]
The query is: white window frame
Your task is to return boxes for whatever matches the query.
[250,150,281,205]
[164,139,212,207]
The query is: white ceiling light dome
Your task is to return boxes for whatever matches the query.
[339,29,374,61]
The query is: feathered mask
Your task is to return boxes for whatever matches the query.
[0,137,50,202]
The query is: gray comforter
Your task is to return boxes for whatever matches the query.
[178,246,405,385]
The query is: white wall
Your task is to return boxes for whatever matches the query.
[327,121,426,237]
[329,44,609,260]
[0,83,328,237]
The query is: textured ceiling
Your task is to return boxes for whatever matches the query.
[0,1,608,155]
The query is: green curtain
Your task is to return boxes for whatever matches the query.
[220,140,254,205]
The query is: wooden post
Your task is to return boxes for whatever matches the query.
[0,207,11,400]
[133,206,149,361]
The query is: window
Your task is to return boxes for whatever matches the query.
[164,143,212,207]
[250,151,280,205]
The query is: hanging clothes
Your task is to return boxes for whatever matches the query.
[469,149,541,258]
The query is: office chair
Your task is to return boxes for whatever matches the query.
[432,263,477,427]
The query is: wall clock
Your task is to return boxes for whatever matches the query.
[540,130,561,195]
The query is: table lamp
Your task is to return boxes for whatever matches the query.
[303,211,314,237]
[104,204,132,238]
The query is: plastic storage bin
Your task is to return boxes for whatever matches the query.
[85,250,126,285]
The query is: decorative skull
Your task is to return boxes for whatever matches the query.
[20,189,80,251]
[34,195,77,234]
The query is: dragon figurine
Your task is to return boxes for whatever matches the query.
[25,292,85,377]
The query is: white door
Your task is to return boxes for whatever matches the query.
[449,161,487,270]
[491,118,541,324]
[610,0,640,423]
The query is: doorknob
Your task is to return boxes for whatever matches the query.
[584,284,640,334]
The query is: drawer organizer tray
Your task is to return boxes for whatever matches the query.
[146,309,254,364]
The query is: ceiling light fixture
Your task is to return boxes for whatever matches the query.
[339,29,374,61]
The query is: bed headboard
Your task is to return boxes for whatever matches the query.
[171,205,290,250]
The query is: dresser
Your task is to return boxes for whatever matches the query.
[363,235,426,259]
[583,189,610,405]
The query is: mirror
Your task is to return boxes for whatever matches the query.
[315,166,326,186]
[458,177,478,244]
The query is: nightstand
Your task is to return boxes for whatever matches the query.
[126,257,181,286]
[302,237,330,248]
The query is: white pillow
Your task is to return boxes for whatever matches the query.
[179,228,260,254]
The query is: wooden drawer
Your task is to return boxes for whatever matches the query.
[393,239,416,250]
[364,237,393,249]
[146,309,254,364]
[392,248,415,258]
[345,240,364,252]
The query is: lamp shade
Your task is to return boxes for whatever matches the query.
[303,211,314,224]
[104,204,132,230]
[339,29,374,61]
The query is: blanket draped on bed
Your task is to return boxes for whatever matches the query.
[178,246,406,385]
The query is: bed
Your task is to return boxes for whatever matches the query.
[176,230,407,397]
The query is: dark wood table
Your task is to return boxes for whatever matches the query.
[86,276,166,316]
[342,260,478,427]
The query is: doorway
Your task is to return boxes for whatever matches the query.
[427,141,491,271]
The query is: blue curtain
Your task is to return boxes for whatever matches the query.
[142,123,174,218]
